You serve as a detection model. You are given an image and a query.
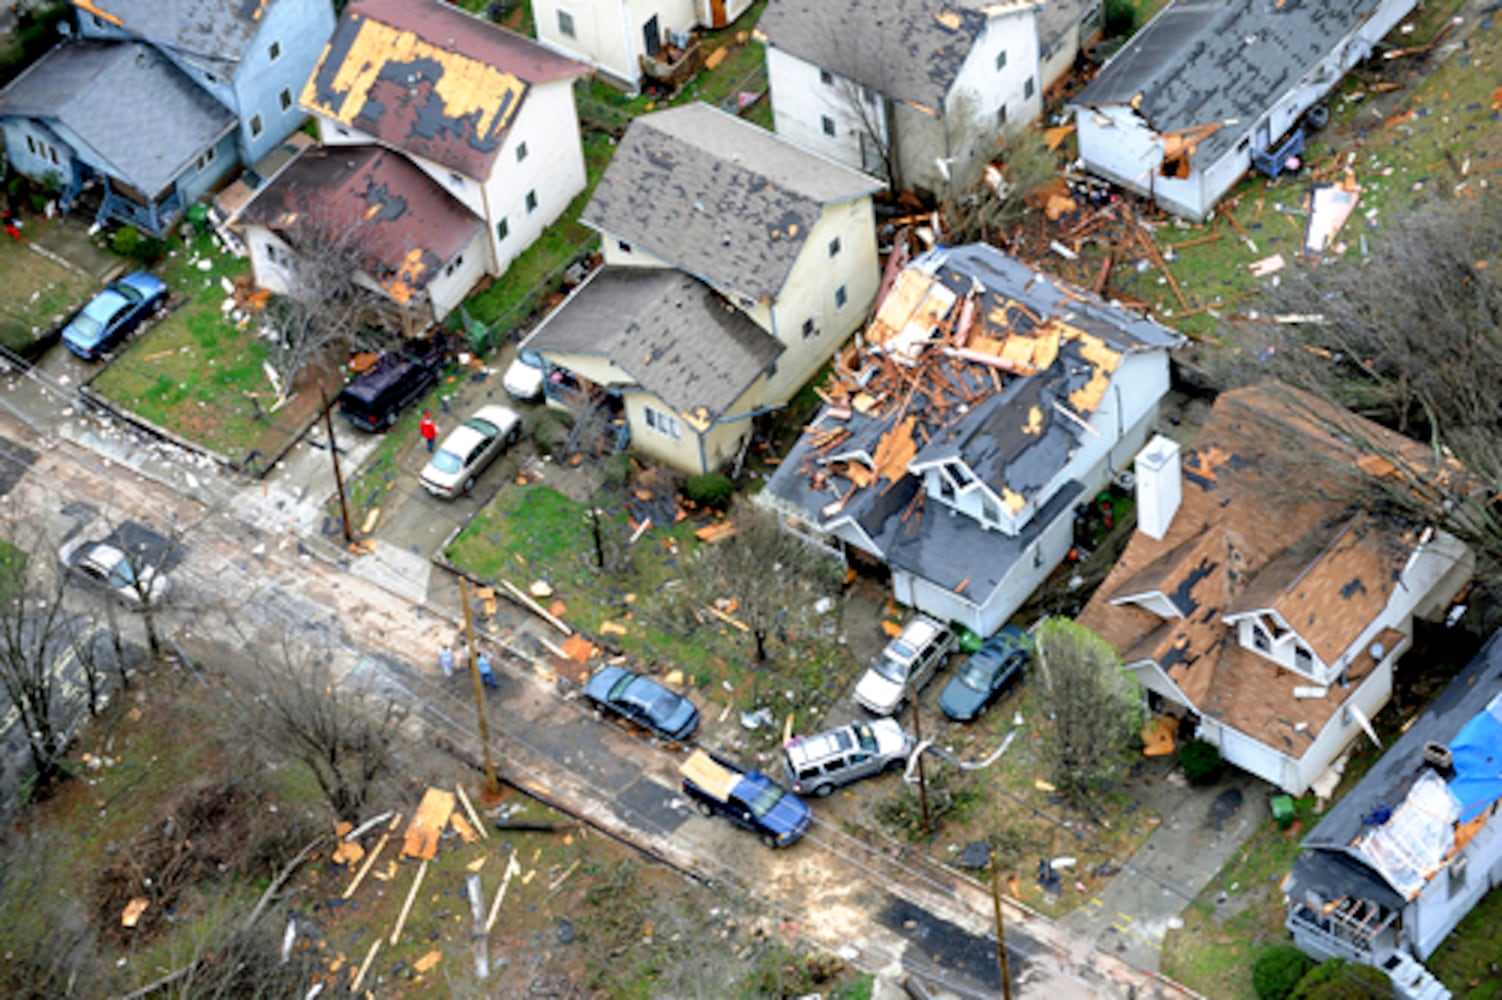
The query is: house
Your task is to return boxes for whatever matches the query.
[1070,0,1417,221]
[521,102,883,475]
[237,144,487,323]
[1282,630,1502,999]
[1078,386,1474,797]
[532,0,756,90]
[0,0,335,236]
[761,241,1181,638]
[1037,1,1104,100]
[758,0,1072,198]
[300,0,591,282]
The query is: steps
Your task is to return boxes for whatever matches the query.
[1382,950,1451,1000]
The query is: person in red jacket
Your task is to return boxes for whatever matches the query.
[419,411,437,452]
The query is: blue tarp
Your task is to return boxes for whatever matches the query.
[1448,692,1502,824]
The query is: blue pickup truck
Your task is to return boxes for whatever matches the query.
[680,749,812,849]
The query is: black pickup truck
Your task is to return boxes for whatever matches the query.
[679,749,812,849]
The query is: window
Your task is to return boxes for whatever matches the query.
[1449,855,1468,898]
[828,236,841,257]
[47,145,57,165]
[821,115,836,137]
[195,146,217,172]
[205,71,218,84]
[981,496,999,523]
[861,85,875,105]
[443,254,465,277]
[249,114,264,138]
[496,218,509,241]
[997,104,1007,126]
[618,240,632,253]
[801,318,817,339]
[336,126,350,137]
[1252,624,1270,652]
[279,88,293,111]
[995,50,1007,72]
[820,69,833,86]
[24,135,34,155]
[1024,77,1035,100]
[557,10,575,37]
[516,141,528,163]
[834,284,848,309]
[449,172,464,188]
[643,406,681,440]
[525,190,538,213]
[1294,645,1313,672]
[268,40,281,62]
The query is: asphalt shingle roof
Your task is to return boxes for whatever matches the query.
[75,0,268,65]
[0,39,235,195]
[583,103,882,303]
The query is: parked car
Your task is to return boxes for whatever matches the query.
[783,718,911,797]
[854,614,954,715]
[337,335,448,431]
[940,625,1031,722]
[680,749,812,849]
[502,347,546,402]
[58,536,170,605]
[583,665,699,741]
[419,404,522,498]
[61,271,168,360]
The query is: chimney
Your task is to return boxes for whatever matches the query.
[1135,435,1181,541]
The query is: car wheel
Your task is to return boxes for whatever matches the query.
[462,476,475,494]
[694,798,715,817]
[885,757,906,773]
[384,410,398,429]
[814,783,835,798]
[760,834,780,850]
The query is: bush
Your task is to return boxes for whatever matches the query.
[1253,944,1315,1000]
[1178,738,1223,785]
[603,452,633,490]
[110,225,165,264]
[526,407,573,457]
[685,472,734,511]
[1291,957,1392,999]
[1103,0,1136,36]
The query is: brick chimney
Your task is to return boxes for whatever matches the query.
[1135,435,1181,541]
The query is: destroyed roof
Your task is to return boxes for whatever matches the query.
[762,242,1176,602]
[1287,630,1502,906]
[521,267,784,427]
[74,0,272,66]
[1079,384,1455,750]
[302,0,588,180]
[757,0,1010,114]
[0,40,236,197]
[238,144,482,305]
[582,103,882,304]
[1072,0,1414,167]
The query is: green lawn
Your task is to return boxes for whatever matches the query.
[0,220,96,358]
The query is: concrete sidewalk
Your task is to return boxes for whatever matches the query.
[1062,763,1267,972]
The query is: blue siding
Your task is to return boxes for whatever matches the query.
[0,120,71,184]
[230,0,335,163]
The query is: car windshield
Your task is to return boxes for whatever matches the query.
[72,312,105,338]
[856,724,877,754]
[872,652,909,684]
[106,560,137,589]
[430,449,463,474]
[608,673,636,701]
[744,782,786,819]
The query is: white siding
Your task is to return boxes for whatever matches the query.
[534,0,696,88]
[427,228,490,320]
[942,9,1041,188]
[766,46,886,178]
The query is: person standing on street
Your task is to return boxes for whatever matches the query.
[420,411,438,452]
[477,651,497,689]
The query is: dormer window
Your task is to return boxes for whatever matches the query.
[944,461,974,488]
[1252,624,1271,653]
[1295,645,1313,672]
[981,496,999,524]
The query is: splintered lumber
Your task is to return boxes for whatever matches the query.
[450,813,479,844]
[403,788,456,860]
[1134,224,1189,310]
[705,604,750,632]
[499,577,572,635]
[343,833,390,899]
[388,859,429,947]
[693,520,738,543]
[455,785,488,841]
[485,850,522,934]
[351,938,381,994]
[467,873,489,980]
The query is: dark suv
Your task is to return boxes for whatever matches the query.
[337,335,449,431]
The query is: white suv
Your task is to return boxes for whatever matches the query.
[783,718,912,797]
[854,615,954,715]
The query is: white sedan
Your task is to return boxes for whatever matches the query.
[419,404,522,498]
[58,537,170,606]
[502,348,546,402]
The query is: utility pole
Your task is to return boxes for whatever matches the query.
[990,847,1014,1000]
[460,578,503,802]
[911,697,931,836]
[321,390,353,546]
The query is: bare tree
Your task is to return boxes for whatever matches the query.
[1033,617,1142,801]
[237,639,401,823]
[941,126,1059,245]
[554,385,632,572]
[1246,192,1502,598]
[681,498,842,663]
[0,828,106,998]
[0,531,77,794]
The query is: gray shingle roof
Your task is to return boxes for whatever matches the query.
[521,267,784,424]
[1037,0,1100,56]
[0,39,236,195]
[80,0,269,65]
[583,103,881,303]
[757,0,993,112]
[1073,0,1414,165]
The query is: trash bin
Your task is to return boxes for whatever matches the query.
[186,202,210,231]
[1271,794,1296,831]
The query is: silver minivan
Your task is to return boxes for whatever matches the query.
[783,718,912,797]
[853,615,954,715]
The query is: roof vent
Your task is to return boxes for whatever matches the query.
[1423,741,1454,776]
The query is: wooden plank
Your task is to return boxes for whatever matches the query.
[344,832,390,899]
[388,858,428,947]
[403,788,456,861]
[455,784,488,841]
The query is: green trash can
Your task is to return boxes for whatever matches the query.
[186,202,210,230]
[1271,794,1296,830]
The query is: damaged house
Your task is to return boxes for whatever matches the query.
[521,102,883,476]
[297,0,590,286]
[1070,0,1418,221]
[1078,386,1474,796]
[757,0,1088,198]
[531,0,756,91]
[1282,630,1502,999]
[761,241,1180,638]
[0,0,336,236]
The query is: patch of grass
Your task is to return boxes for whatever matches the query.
[0,218,95,357]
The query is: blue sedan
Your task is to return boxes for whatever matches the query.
[62,271,168,360]
[583,665,700,742]
[940,625,1031,722]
